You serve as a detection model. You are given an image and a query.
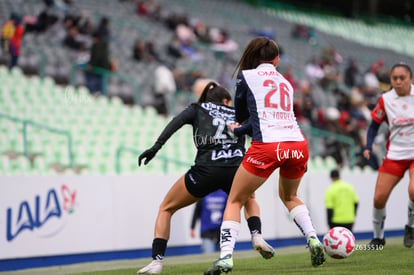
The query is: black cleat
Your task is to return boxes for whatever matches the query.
[368,238,385,249]
[404,225,414,248]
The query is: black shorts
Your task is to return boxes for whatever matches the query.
[184,165,239,198]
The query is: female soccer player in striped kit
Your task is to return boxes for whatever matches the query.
[364,63,414,249]
[205,37,325,275]
[137,82,274,274]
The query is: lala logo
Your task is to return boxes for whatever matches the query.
[6,184,77,242]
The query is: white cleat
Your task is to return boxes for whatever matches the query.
[252,233,275,259]
[137,259,163,274]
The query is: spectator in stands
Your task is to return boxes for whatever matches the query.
[364,64,380,91]
[179,39,203,63]
[25,0,58,33]
[344,58,360,88]
[1,13,17,56]
[77,12,94,35]
[321,46,343,66]
[174,19,203,62]
[63,25,86,51]
[175,21,195,44]
[304,57,324,84]
[136,0,162,18]
[95,17,111,43]
[145,41,161,62]
[8,14,24,69]
[337,91,351,113]
[193,20,212,44]
[136,1,149,16]
[190,190,228,254]
[55,0,77,15]
[323,107,346,165]
[319,59,341,91]
[291,24,316,44]
[84,31,113,94]
[164,13,187,31]
[210,29,238,54]
[283,66,298,91]
[132,39,146,61]
[173,68,206,95]
[166,34,183,59]
[152,64,176,115]
[325,169,359,232]
[300,84,319,127]
[374,59,391,85]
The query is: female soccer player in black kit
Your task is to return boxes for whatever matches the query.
[137,82,274,274]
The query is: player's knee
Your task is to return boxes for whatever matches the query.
[373,196,386,209]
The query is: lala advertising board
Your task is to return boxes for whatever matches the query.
[0,176,114,259]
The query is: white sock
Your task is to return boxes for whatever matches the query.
[373,207,386,239]
[219,220,240,258]
[289,204,317,241]
[407,201,414,227]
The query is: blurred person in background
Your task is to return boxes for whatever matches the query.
[84,31,113,94]
[1,13,17,55]
[325,169,359,232]
[190,190,227,254]
[8,14,24,69]
[152,64,176,116]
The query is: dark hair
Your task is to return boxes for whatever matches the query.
[198,81,232,104]
[233,36,279,77]
[330,169,340,179]
[391,62,413,78]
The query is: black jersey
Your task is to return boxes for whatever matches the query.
[154,102,246,167]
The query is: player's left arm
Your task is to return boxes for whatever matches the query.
[138,105,196,166]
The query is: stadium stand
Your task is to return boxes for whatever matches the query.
[0,66,194,175]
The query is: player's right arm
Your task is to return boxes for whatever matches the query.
[363,96,385,160]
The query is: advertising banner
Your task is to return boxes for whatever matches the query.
[0,170,408,260]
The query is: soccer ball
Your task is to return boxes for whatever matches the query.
[322,226,355,259]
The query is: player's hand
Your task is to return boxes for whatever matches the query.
[138,146,159,166]
[226,122,241,133]
[363,149,370,160]
[190,229,195,238]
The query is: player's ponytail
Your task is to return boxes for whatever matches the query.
[233,36,279,78]
[198,81,232,104]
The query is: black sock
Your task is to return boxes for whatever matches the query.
[152,238,167,260]
[247,216,262,235]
